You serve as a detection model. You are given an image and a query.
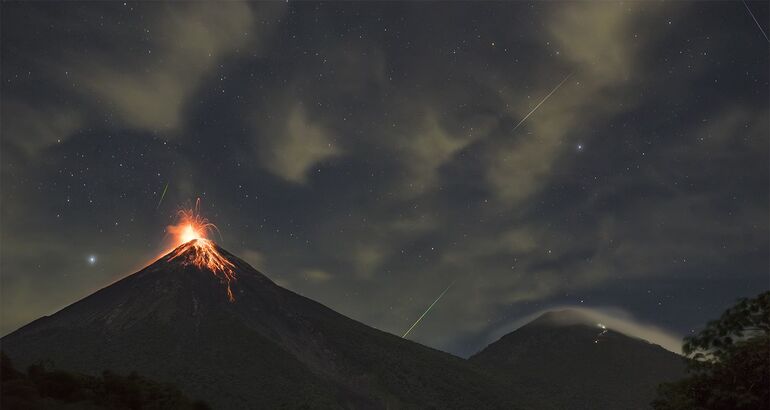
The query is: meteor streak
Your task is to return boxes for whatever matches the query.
[157,182,169,209]
[402,279,457,339]
[742,0,769,43]
[511,72,573,133]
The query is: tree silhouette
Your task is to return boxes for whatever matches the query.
[0,353,211,410]
[653,291,769,410]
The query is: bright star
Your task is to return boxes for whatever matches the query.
[87,255,97,265]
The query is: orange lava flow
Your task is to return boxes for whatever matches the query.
[165,199,237,302]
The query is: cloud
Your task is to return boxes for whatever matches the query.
[349,244,386,279]
[694,104,768,150]
[302,269,333,283]
[483,2,667,206]
[74,2,263,131]
[549,3,635,82]
[0,102,83,152]
[393,112,493,198]
[258,104,342,183]
[248,40,384,184]
[1,2,286,152]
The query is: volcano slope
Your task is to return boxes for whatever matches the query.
[1,240,515,409]
[470,310,686,410]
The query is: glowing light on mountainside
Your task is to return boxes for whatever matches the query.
[165,199,236,302]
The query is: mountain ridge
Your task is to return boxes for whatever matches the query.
[1,240,517,409]
[470,309,686,409]
[1,241,686,409]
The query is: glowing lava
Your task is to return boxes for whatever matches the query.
[165,199,237,302]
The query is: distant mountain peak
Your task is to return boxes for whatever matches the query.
[469,309,685,410]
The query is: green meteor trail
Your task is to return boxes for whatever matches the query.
[402,279,457,339]
[156,182,169,209]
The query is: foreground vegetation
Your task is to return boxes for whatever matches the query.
[1,353,209,410]
[653,291,769,410]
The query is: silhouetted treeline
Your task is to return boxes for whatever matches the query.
[1,353,210,410]
[653,291,770,410]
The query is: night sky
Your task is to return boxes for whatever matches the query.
[1,1,768,357]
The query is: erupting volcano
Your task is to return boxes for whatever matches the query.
[0,202,686,410]
[164,199,237,301]
[0,205,521,409]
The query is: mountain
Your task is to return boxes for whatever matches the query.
[469,309,686,410]
[0,240,688,409]
[1,239,514,409]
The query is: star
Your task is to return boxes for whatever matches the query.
[87,255,97,266]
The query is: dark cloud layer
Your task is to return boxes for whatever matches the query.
[2,1,767,356]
